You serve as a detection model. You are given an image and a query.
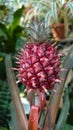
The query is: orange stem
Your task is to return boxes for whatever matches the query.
[28,106,39,130]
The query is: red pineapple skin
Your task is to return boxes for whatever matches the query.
[16,43,61,92]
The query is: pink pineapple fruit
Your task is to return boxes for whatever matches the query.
[15,22,61,111]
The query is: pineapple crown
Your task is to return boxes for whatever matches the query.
[27,20,51,44]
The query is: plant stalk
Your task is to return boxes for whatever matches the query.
[55,86,70,130]
[5,54,28,130]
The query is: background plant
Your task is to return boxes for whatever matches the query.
[24,0,73,38]
[0,4,28,79]
[0,80,11,129]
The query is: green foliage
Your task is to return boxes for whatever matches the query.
[44,1,73,25]
[63,124,73,130]
[0,5,28,81]
[0,4,10,24]
[0,6,25,54]
[11,6,24,31]
[0,80,11,128]
[24,0,73,38]
[0,57,6,80]
[0,127,8,130]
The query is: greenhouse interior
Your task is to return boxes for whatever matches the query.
[0,0,73,130]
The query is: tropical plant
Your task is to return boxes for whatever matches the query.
[42,0,73,38]
[24,0,73,39]
[0,6,26,80]
[5,43,73,130]
[5,21,73,130]
[0,6,25,54]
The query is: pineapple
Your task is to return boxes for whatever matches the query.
[15,21,61,95]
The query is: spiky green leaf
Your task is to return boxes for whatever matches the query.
[45,11,52,27]
[67,2,73,16]
[51,2,59,24]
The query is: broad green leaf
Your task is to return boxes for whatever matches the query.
[13,25,24,37]
[0,23,9,39]
[11,6,25,31]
